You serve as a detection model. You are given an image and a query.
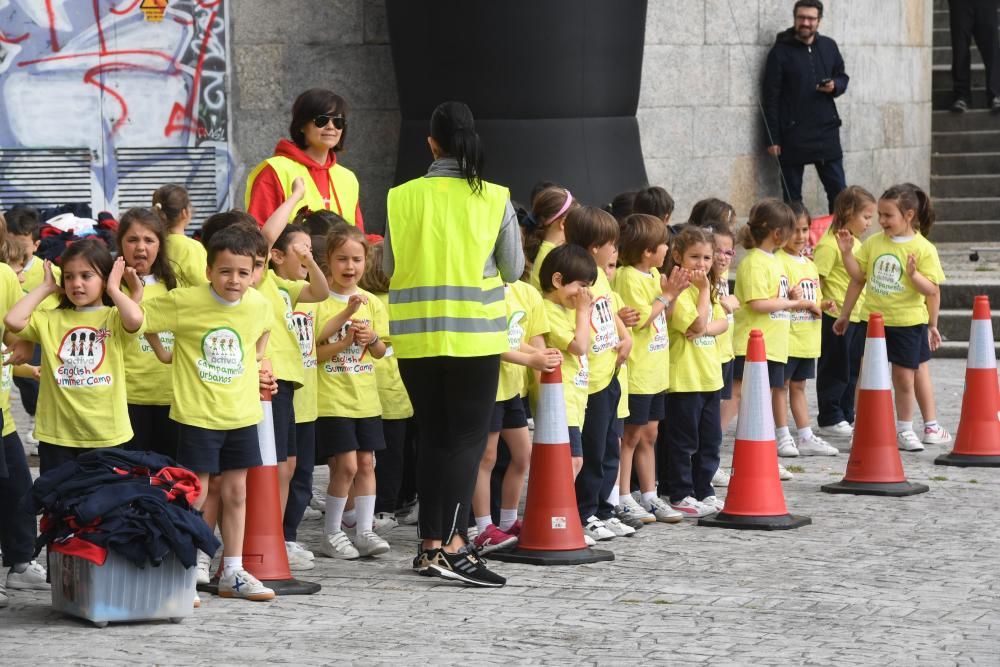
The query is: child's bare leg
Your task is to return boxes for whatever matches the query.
[618,425,641,497]
[892,365,916,424]
[634,421,658,493]
[500,426,531,520]
[219,469,249,558]
[789,380,810,430]
[472,431,500,521]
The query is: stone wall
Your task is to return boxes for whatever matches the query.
[229,0,932,229]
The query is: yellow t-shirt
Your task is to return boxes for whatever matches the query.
[668,286,724,393]
[529,240,558,292]
[374,293,413,421]
[166,233,208,288]
[586,271,620,395]
[734,248,790,363]
[855,232,946,328]
[259,270,306,387]
[123,277,173,405]
[0,347,15,437]
[542,299,589,429]
[291,303,318,424]
[716,278,735,363]
[611,291,629,419]
[497,281,549,402]
[143,285,270,430]
[612,265,669,395]
[813,227,866,322]
[19,306,136,447]
[779,250,823,359]
[21,257,61,310]
[0,266,19,436]
[315,290,384,419]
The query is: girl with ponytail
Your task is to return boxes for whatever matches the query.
[526,186,577,291]
[153,184,207,287]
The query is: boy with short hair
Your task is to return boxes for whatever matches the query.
[142,224,276,601]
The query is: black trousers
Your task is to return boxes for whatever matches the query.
[376,417,417,513]
[124,404,178,460]
[817,316,866,427]
[779,158,847,214]
[283,420,315,542]
[950,0,1000,99]
[398,355,500,543]
[662,391,722,503]
[0,432,36,566]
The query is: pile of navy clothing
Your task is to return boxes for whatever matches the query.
[30,448,219,569]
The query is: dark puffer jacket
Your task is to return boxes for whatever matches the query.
[762,27,849,165]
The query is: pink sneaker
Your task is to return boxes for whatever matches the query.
[473,524,518,554]
[506,520,522,537]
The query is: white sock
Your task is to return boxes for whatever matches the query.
[325,495,347,534]
[222,556,242,577]
[342,508,357,527]
[924,420,938,430]
[641,491,658,507]
[608,485,620,507]
[896,420,913,434]
[798,426,814,442]
[619,493,633,507]
[776,426,791,440]
[498,509,517,532]
[355,495,376,533]
[475,515,493,533]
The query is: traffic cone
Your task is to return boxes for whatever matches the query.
[491,366,614,565]
[822,314,929,496]
[936,295,1000,467]
[699,330,811,530]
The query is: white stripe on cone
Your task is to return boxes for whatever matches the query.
[968,320,997,370]
[858,337,891,391]
[735,360,775,441]
[257,401,278,466]
[534,382,571,445]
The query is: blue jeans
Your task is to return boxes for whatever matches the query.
[662,391,722,503]
[283,420,315,542]
[576,377,622,522]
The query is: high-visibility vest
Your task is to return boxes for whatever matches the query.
[245,156,359,225]
[386,177,509,358]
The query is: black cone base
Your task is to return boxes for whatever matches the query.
[197,577,321,596]
[490,547,614,566]
[821,479,930,496]
[935,452,1000,468]
[698,512,812,531]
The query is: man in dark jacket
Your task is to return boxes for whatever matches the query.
[762,0,848,213]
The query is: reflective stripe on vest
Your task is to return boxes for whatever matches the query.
[389,285,505,306]
[244,156,359,225]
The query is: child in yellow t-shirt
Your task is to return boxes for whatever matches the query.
[662,226,727,518]
[813,185,875,437]
[612,214,688,524]
[153,184,209,288]
[835,183,949,452]
[713,225,740,437]
[777,203,839,458]
[313,223,389,561]
[527,187,576,290]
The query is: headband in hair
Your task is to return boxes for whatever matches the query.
[544,190,573,226]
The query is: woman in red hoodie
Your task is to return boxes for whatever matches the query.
[245,88,365,233]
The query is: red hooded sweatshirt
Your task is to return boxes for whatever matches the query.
[247,139,365,233]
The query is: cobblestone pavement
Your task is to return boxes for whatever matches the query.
[1,358,998,666]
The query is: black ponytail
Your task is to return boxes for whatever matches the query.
[881,183,936,238]
[907,183,935,238]
[430,101,484,194]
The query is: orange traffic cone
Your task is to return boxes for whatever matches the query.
[822,314,929,496]
[936,295,1000,467]
[491,366,613,565]
[700,330,811,530]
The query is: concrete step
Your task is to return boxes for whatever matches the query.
[940,282,1000,311]
[935,341,1000,359]
[938,308,1000,341]
[935,197,1000,220]
[933,64,985,91]
[932,151,1000,175]
[932,109,999,132]
[931,220,1000,243]
[932,129,1000,152]
[931,174,1000,198]
[933,89,994,110]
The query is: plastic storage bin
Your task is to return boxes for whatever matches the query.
[50,550,196,627]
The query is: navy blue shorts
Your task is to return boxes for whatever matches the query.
[885,324,931,370]
[315,416,386,459]
[733,356,786,389]
[784,356,817,383]
[175,424,261,474]
[568,426,583,457]
[625,392,667,425]
[490,396,528,432]
[720,360,734,400]
[272,380,297,461]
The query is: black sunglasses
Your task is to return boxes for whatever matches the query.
[312,114,346,130]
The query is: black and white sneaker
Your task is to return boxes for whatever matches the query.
[423,546,506,588]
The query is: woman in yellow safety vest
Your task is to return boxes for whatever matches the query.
[245,88,366,232]
[384,101,524,588]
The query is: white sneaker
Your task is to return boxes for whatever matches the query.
[196,550,212,584]
[5,561,49,590]
[583,534,597,547]
[285,544,315,571]
[301,506,322,520]
[218,568,275,601]
[818,421,854,437]
[309,489,326,512]
[712,468,730,487]
[897,430,924,452]
[285,541,314,560]
[922,424,952,445]
[700,495,725,512]
[398,501,419,526]
[620,495,656,524]
[668,496,714,519]
[603,517,636,537]
[319,531,360,559]
[353,530,391,557]
[797,434,839,456]
[778,463,794,481]
[583,516,615,541]
[777,434,799,457]
[643,496,684,524]
[373,512,399,535]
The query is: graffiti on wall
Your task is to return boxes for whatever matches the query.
[0,0,232,212]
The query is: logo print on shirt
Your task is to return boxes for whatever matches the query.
[790,279,820,322]
[324,319,373,375]
[292,311,316,367]
[869,253,904,296]
[508,310,526,351]
[55,326,112,387]
[140,331,175,354]
[771,274,791,321]
[649,311,668,352]
[590,296,619,353]
[278,288,297,333]
[1,346,11,393]
[197,327,245,384]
